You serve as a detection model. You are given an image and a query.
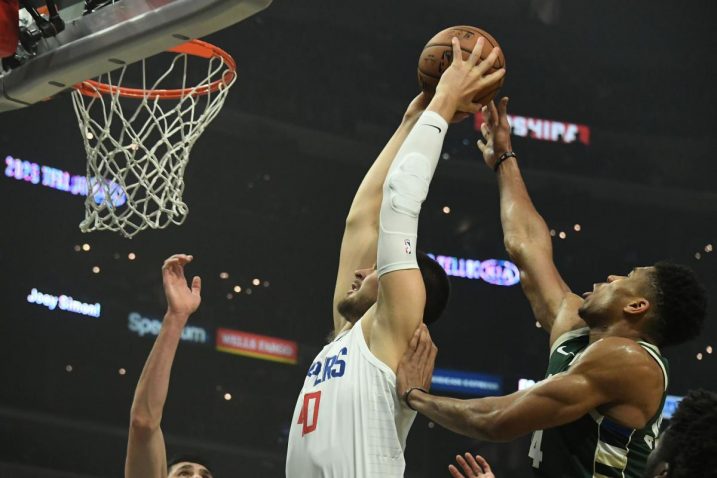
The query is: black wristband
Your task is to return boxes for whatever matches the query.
[494,151,517,172]
[403,387,428,411]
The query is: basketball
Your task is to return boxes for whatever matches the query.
[417,26,506,107]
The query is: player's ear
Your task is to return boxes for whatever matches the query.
[624,297,650,317]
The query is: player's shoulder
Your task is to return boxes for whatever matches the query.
[574,336,666,420]
[586,335,650,356]
[575,336,663,383]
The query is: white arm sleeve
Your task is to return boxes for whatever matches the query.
[377,111,448,277]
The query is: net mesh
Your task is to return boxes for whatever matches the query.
[71,45,235,238]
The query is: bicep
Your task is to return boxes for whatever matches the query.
[371,269,425,367]
[492,371,606,440]
[125,426,168,478]
[511,245,587,343]
[514,248,571,331]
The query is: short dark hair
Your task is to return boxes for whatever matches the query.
[417,251,451,325]
[665,389,717,477]
[168,454,213,473]
[648,262,707,347]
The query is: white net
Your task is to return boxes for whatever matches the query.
[71,43,236,238]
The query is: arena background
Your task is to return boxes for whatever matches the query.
[1,0,716,476]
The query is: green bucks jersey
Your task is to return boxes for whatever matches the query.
[529,328,668,478]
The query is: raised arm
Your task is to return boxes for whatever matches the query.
[125,254,202,478]
[400,337,664,442]
[331,93,431,334]
[477,99,584,345]
[372,38,506,368]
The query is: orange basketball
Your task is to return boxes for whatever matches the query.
[417,26,506,106]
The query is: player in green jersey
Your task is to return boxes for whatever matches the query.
[395,98,707,477]
[445,389,717,478]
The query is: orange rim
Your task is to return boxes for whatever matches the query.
[73,39,236,99]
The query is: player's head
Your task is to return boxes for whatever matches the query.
[336,251,450,324]
[644,389,717,477]
[168,455,213,478]
[578,262,706,347]
[336,262,380,323]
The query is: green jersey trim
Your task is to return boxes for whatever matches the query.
[550,326,591,356]
[636,340,668,391]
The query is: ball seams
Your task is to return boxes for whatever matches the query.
[418,26,506,102]
[421,44,505,68]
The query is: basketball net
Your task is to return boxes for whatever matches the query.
[71,40,236,238]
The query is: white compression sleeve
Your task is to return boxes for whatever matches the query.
[377,111,448,277]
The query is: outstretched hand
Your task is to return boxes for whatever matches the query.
[449,453,496,478]
[162,254,201,318]
[396,324,438,400]
[477,97,512,170]
[432,36,506,119]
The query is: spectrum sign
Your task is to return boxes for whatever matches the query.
[431,368,502,396]
[216,328,298,365]
[4,155,126,207]
[27,287,101,318]
[127,312,209,344]
[427,253,520,286]
[474,112,590,145]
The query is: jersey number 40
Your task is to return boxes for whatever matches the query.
[298,391,322,436]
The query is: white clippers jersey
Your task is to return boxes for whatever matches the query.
[286,318,417,478]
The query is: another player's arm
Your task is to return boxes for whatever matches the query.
[372,39,505,368]
[125,254,202,478]
[404,337,662,441]
[477,99,584,345]
[331,94,430,334]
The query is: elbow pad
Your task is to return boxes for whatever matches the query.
[377,111,448,277]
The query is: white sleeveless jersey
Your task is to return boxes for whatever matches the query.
[286,318,417,477]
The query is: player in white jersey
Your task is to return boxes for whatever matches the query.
[286,37,506,477]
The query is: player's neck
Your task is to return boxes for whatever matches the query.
[588,322,645,345]
[327,321,355,342]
